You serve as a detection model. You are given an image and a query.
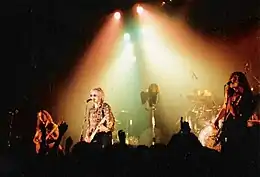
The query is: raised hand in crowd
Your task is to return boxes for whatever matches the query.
[58,121,68,137]
[65,136,73,155]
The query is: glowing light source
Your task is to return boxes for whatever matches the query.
[114,12,121,20]
[136,5,144,14]
[161,2,166,6]
[124,33,131,42]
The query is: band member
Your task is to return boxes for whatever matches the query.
[213,72,254,154]
[84,87,115,148]
[33,110,59,153]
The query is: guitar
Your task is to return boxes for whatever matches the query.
[85,118,107,143]
[213,112,231,147]
[214,94,242,146]
[33,123,62,153]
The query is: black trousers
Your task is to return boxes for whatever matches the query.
[220,119,248,157]
[92,131,112,148]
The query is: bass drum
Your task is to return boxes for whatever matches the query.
[198,125,221,152]
[126,136,139,146]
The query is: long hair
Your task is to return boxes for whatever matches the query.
[229,72,255,118]
[36,110,54,130]
[229,71,252,96]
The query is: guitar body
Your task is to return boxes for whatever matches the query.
[33,124,62,153]
[198,125,221,152]
[86,118,107,143]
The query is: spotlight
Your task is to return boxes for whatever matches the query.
[114,11,121,20]
[161,1,166,6]
[136,5,144,14]
[124,33,131,42]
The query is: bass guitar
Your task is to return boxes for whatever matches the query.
[33,123,62,153]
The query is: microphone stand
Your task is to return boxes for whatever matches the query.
[145,98,158,146]
[79,121,86,142]
[151,104,156,145]
[80,104,88,141]
[244,61,260,92]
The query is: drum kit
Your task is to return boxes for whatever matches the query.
[112,110,139,145]
[184,89,221,135]
[182,89,225,151]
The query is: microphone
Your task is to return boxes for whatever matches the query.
[84,98,92,103]
[224,81,232,86]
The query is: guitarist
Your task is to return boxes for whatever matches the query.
[213,72,254,155]
[84,87,115,148]
[33,110,60,153]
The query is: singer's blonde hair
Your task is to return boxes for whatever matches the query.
[90,87,105,102]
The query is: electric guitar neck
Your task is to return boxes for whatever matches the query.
[88,118,107,143]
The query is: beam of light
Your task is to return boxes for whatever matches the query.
[99,34,143,137]
[137,4,240,94]
[55,13,124,141]
[102,37,139,105]
[106,42,136,74]
[137,6,192,92]
[135,4,243,137]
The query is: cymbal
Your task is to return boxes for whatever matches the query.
[115,119,121,124]
[205,109,213,112]
[121,110,128,113]
[187,90,212,100]
[203,90,212,96]
[194,89,211,96]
